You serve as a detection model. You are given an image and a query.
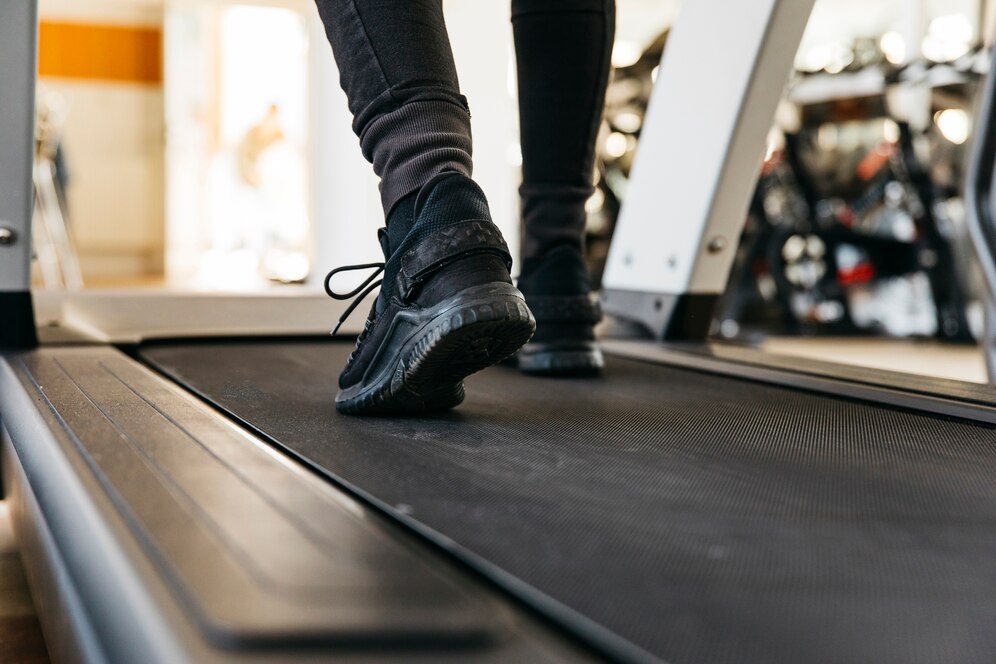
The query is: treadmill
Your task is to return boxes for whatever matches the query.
[3,1,996,662]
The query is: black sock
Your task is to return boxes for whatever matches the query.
[385,191,418,256]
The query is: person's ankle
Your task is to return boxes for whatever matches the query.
[377,173,514,309]
[384,171,482,258]
[384,191,418,255]
[405,174,513,306]
[517,243,592,297]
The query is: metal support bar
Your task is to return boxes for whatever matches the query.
[0,0,39,347]
[601,0,816,339]
[964,49,996,382]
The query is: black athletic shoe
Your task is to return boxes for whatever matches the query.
[515,244,604,375]
[326,173,535,415]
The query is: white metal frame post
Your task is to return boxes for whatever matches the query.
[0,0,39,347]
[601,0,816,339]
[965,46,996,382]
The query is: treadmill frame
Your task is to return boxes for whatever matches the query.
[0,346,600,663]
[965,43,996,380]
[601,0,817,339]
[0,0,38,348]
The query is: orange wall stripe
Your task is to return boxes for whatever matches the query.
[39,22,162,85]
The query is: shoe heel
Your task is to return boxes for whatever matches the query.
[517,341,604,376]
[401,286,536,393]
[336,284,535,415]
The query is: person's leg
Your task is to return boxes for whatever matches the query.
[313,0,471,220]
[511,0,615,374]
[314,0,535,414]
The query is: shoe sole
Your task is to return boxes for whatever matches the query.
[517,340,604,376]
[336,283,536,416]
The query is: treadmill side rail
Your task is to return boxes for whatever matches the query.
[1,351,187,663]
[601,339,996,425]
[0,347,592,662]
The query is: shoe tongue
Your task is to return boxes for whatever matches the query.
[385,192,417,256]
[376,228,391,260]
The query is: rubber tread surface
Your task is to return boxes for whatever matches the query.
[141,340,996,663]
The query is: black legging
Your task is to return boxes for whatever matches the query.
[313,0,615,261]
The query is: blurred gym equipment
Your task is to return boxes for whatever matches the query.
[33,92,84,290]
[595,29,991,342]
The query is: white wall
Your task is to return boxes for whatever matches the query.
[616,0,680,51]
[446,0,520,265]
[800,0,985,58]
[38,0,166,284]
[41,81,165,278]
[40,0,163,25]
[306,4,384,285]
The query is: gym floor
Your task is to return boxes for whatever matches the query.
[762,337,987,383]
[0,504,48,663]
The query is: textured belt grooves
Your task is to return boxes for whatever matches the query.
[142,340,996,664]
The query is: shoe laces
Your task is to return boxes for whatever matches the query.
[324,261,385,336]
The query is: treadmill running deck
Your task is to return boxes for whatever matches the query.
[141,339,996,664]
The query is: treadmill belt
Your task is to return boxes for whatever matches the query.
[141,340,996,663]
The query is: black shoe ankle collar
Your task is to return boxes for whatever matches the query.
[395,218,511,299]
